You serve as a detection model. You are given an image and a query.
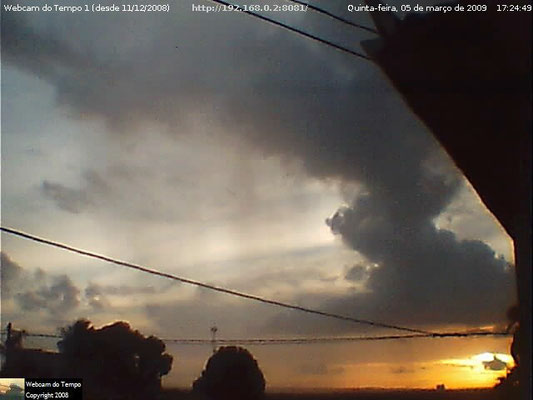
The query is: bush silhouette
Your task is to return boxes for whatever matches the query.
[193,346,265,400]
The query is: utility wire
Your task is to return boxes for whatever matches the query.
[0,330,511,345]
[208,0,371,61]
[165,331,512,344]
[2,226,429,334]
[286,0,377,34]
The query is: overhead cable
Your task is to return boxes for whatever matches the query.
[208,0,371,60]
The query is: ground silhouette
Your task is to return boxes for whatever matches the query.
[162,388,500,400]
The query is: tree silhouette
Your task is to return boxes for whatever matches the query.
[58,319,172,399]
[192,346,265,400]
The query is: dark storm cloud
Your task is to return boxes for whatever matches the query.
[0,11,88,80]
[323,190,515,327]
[265,232,514,332]
[2,2,515,329]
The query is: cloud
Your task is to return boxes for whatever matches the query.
[84,283,110,310]
[41,170,109,214]
[1,252,128,319]
[345,264,370,282]
[483,356,508,371]
[2,5,516,332]
[85,282,159,310]
[1,252,23,298]
[15,272,80,313]
[390,366,415,374]
[42,181,92,213]
[2,252,81,315]
[0,11,89,83]
[92,284,157,296]
[325,188,515,327]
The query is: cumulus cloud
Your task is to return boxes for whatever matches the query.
[260,162,513,330]
[325,187,515,326]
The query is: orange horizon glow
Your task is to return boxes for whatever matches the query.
[294,351,511,390]
[163,350,514,391]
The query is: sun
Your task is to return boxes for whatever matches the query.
[436,352,515,388]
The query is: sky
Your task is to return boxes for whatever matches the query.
[0,0,518,390]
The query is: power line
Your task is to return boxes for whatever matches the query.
[2,226,429,334]
[0,330,511,345]
[286,0,377,34]
[164,331,512,344]
[208,0,371,61]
